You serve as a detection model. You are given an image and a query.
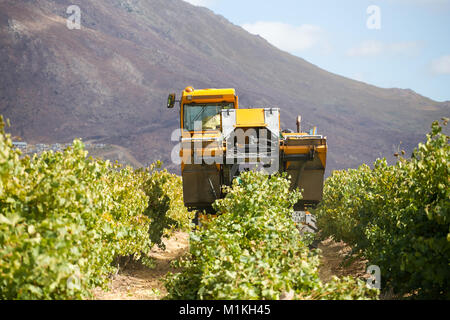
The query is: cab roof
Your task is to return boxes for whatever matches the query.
[182,88,235,96]
[181,87,236,105]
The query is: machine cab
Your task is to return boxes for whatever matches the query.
[179,87,238,133]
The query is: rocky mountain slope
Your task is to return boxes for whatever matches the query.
[0,0,448,173]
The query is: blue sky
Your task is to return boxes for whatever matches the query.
[184,0,450,102]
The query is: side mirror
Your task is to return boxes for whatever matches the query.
[167,93,176,109]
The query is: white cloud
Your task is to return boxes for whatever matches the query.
[347,40,421,57]
[241,21,327,53]
[431,55,450,75]
[183,0,215,7]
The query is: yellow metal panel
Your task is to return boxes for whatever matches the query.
[182,88,236,105]
[316,145,327,168]
[283,145,328,168]
[235,109,266,127]
[191,88,235,96]
[281,146,311,154]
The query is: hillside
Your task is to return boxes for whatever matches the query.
[0,0,448,173]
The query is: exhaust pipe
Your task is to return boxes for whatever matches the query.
[296,115,302,133]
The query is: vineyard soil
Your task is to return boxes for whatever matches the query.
[93,233,369,300]
[93,232,189,300]
[318,238,369,283]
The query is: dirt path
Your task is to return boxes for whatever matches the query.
[93,232,189,300]
[93,234,369,300]
[318,238,369,283]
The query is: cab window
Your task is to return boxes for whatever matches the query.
[183,103,233,131]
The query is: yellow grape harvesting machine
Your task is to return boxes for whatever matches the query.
[167,87,327,232]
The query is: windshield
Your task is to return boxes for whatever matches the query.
[183,103,234,131]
